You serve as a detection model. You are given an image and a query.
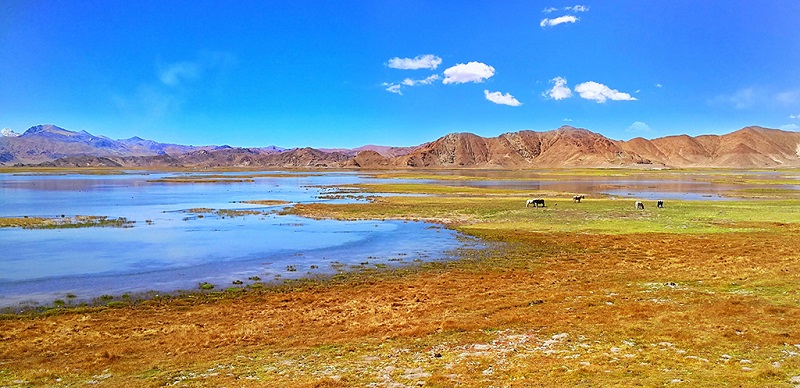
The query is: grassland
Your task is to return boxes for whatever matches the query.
[2,170,800,386]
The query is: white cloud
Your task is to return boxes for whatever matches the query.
[656,83,663,88]
[574,81,637,103]
[442,62,495,84]
[790,114,799,119]
[383,83,403,95]
[543,7,558,13]
[158,61,200,86]
[627,121,653,133]
[484,90,522,106]
[387,54,442,70]
[401,74,440,86]
[563,118,573,122]
[540,15,579,28]
[545,76,573,100]
[780,123,800,131]
[564,5,589,12]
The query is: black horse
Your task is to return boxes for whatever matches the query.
[657,200,664,208]
[526,198,546,208]
[573,195,585,203]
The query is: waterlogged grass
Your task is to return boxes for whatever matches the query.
[2,173,800,386]
[287,183,800,234]
[0,215,134,229]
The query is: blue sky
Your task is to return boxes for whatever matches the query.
[1,1,799,148]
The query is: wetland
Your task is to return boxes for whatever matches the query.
[1,168,800,387]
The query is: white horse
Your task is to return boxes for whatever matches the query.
[526,198,545,208]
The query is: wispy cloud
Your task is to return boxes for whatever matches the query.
[540,15,579,28]
[383,82,403,95]
[156,52,236,87]
[710,88,756,109]
[656,83,663,88]
[564,5,589,12]
[158,61,200,86]
[442,62,495,84]
[776,90,800,105]
[790,114,799,119]
[574,81,637,103]
[544,76,573,100]
[401,74,440,86]
[540,4,587,27]
[115,52,236,120]
[710,88,799,110]
[780,123,799,131]
[484,90,522,106]
[627,121,653,133]
[383,75,440,95]
[544,5,589,13]
[387,54,442,70]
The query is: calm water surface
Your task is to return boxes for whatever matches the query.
[0,172,473,307]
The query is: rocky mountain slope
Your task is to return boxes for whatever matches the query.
[3,124,800,169]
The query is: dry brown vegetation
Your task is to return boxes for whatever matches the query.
[2,179,800,386]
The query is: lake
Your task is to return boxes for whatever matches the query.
[0,171,475,308]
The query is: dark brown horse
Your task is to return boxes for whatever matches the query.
[573,195,585,203]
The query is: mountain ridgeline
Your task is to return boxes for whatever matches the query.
[2,124,799,168]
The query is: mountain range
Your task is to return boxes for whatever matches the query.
[2,124,799,169]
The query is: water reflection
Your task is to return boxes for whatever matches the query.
[0,172,474,308]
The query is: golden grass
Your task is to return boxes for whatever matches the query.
[2,174,800,386]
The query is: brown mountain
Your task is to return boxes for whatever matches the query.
[10,124,800,169]
[381,126,800,169]
[620,126,800,168]
[395,127,650,168]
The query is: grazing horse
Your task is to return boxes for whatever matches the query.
[657,200,664,208]
[526,198,546,208]
[573,195,585,203]
[635,201,645,209]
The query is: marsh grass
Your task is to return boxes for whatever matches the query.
[0,215,134,229]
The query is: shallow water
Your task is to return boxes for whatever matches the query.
[0,172,472,307]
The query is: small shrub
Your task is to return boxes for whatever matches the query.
[199,282,214,290]
[53,299,66,307]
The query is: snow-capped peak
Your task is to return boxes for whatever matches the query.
[1,128,21,137]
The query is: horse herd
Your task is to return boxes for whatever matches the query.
[526,196,664,209]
